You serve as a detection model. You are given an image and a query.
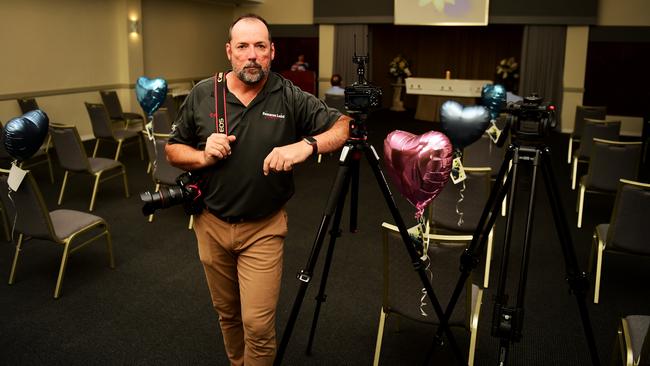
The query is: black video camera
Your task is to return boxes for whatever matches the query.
[344,55,382,112]
[140,171,205,216]
[503,93,557,142]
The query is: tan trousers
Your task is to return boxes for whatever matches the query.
[193,209,287,366]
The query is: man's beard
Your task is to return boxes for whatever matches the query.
[236,62,268,85]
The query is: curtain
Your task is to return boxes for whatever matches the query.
[519,25,567,129]
[334,24,370,88]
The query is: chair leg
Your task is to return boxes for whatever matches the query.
[92,139,100,158]
[373,308,388,366]
[114,140,123,160]
[188,214,194,230]
[577,184,586,228]
[58,171,69,205]
[593,236,605,304]
[89,173,101,211]
[54,241,72,299]
[483,228,494,288]
[567,138,573,164]
[122,167,130,198]
[105,229,115,268]
[571,157,578,190]
[148,184,160,223]
[8,234,24,285]
[46,152,54,183]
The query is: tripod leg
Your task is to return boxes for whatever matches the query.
[362,144,467,365]
[274,159,353,366]
[349,155,360,232]
[306,173,351,354]
[539,148,601,366]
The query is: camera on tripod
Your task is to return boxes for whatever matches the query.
[344,55,382,112]
[140,171,204,216]
[503,93,556,141]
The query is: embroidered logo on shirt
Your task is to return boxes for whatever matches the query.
[262,111,286,120]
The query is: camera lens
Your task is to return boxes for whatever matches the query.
[139,186,186,215]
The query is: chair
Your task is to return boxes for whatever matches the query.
[99,90,145,130]
[324,94,347,115]
[373,222,483,366]
[577,139,642,228]
[588,179,650,304]
[280,70,316,95]
[152,108,172,136]
[0,170,114,298]
[613,315,650,366]
[16,97,39,114]
[146,137,194,229]
[161,93,178,122]
[0,120,54,183]
[571,119,621,190]
[49,124,129,211]
[568,105,607,164]
[427,167,495,288]
[85,102,143,161]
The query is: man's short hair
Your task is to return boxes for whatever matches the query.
[228,13,272,42]
[330,74,342,87]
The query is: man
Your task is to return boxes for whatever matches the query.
[166,14,350,366]
[324,74,345,96]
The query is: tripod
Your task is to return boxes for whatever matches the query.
[274,114,467,366]
[423,140,601,366]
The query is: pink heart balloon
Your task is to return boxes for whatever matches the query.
[383,130,454,218]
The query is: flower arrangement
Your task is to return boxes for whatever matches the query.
[496,57,519,92]
[496,57,519,81]
[389,55,412,79]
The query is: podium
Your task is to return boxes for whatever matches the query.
[406,77,492,122]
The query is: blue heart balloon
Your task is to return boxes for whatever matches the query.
[136,77,168,116]
[440,100,490,149]
[4,110,49,162]
[481,84,506,121]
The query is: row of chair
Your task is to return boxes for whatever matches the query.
[1,93,182,298]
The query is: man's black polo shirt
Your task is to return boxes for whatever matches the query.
[169,72,342,220]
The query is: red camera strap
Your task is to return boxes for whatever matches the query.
[213,72,228,134]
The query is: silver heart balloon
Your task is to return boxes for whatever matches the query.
[440,100,490,149]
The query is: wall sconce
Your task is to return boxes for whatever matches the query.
[129,18,140,35]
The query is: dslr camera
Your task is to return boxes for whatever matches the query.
[344,54,382,112]
[140,171,205,216]
[503,93,557,141]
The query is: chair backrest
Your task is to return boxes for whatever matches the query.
[429,167,492,232]
[280,70,316,95]
[49,125,92,172]
[577,119,621,159]
[85,102,115,139]
[162,94,178,121]
[382,225,474,327]
[607,179,650,254]
[99,90,124,120]
[17,98,39,114]
[324,94,347,115]
[152,108,172,135]
[585,139,642,191]
[462,133,506,177]
[153,138,183,185]
[574,105,606,138]
[0,170,57,241]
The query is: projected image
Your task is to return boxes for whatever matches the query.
[395,0,489,26]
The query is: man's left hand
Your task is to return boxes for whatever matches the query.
[263,141,313,176]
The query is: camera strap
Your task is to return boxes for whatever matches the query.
[213,72,228,134]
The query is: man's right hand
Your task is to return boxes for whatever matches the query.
[203,133,237,165]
